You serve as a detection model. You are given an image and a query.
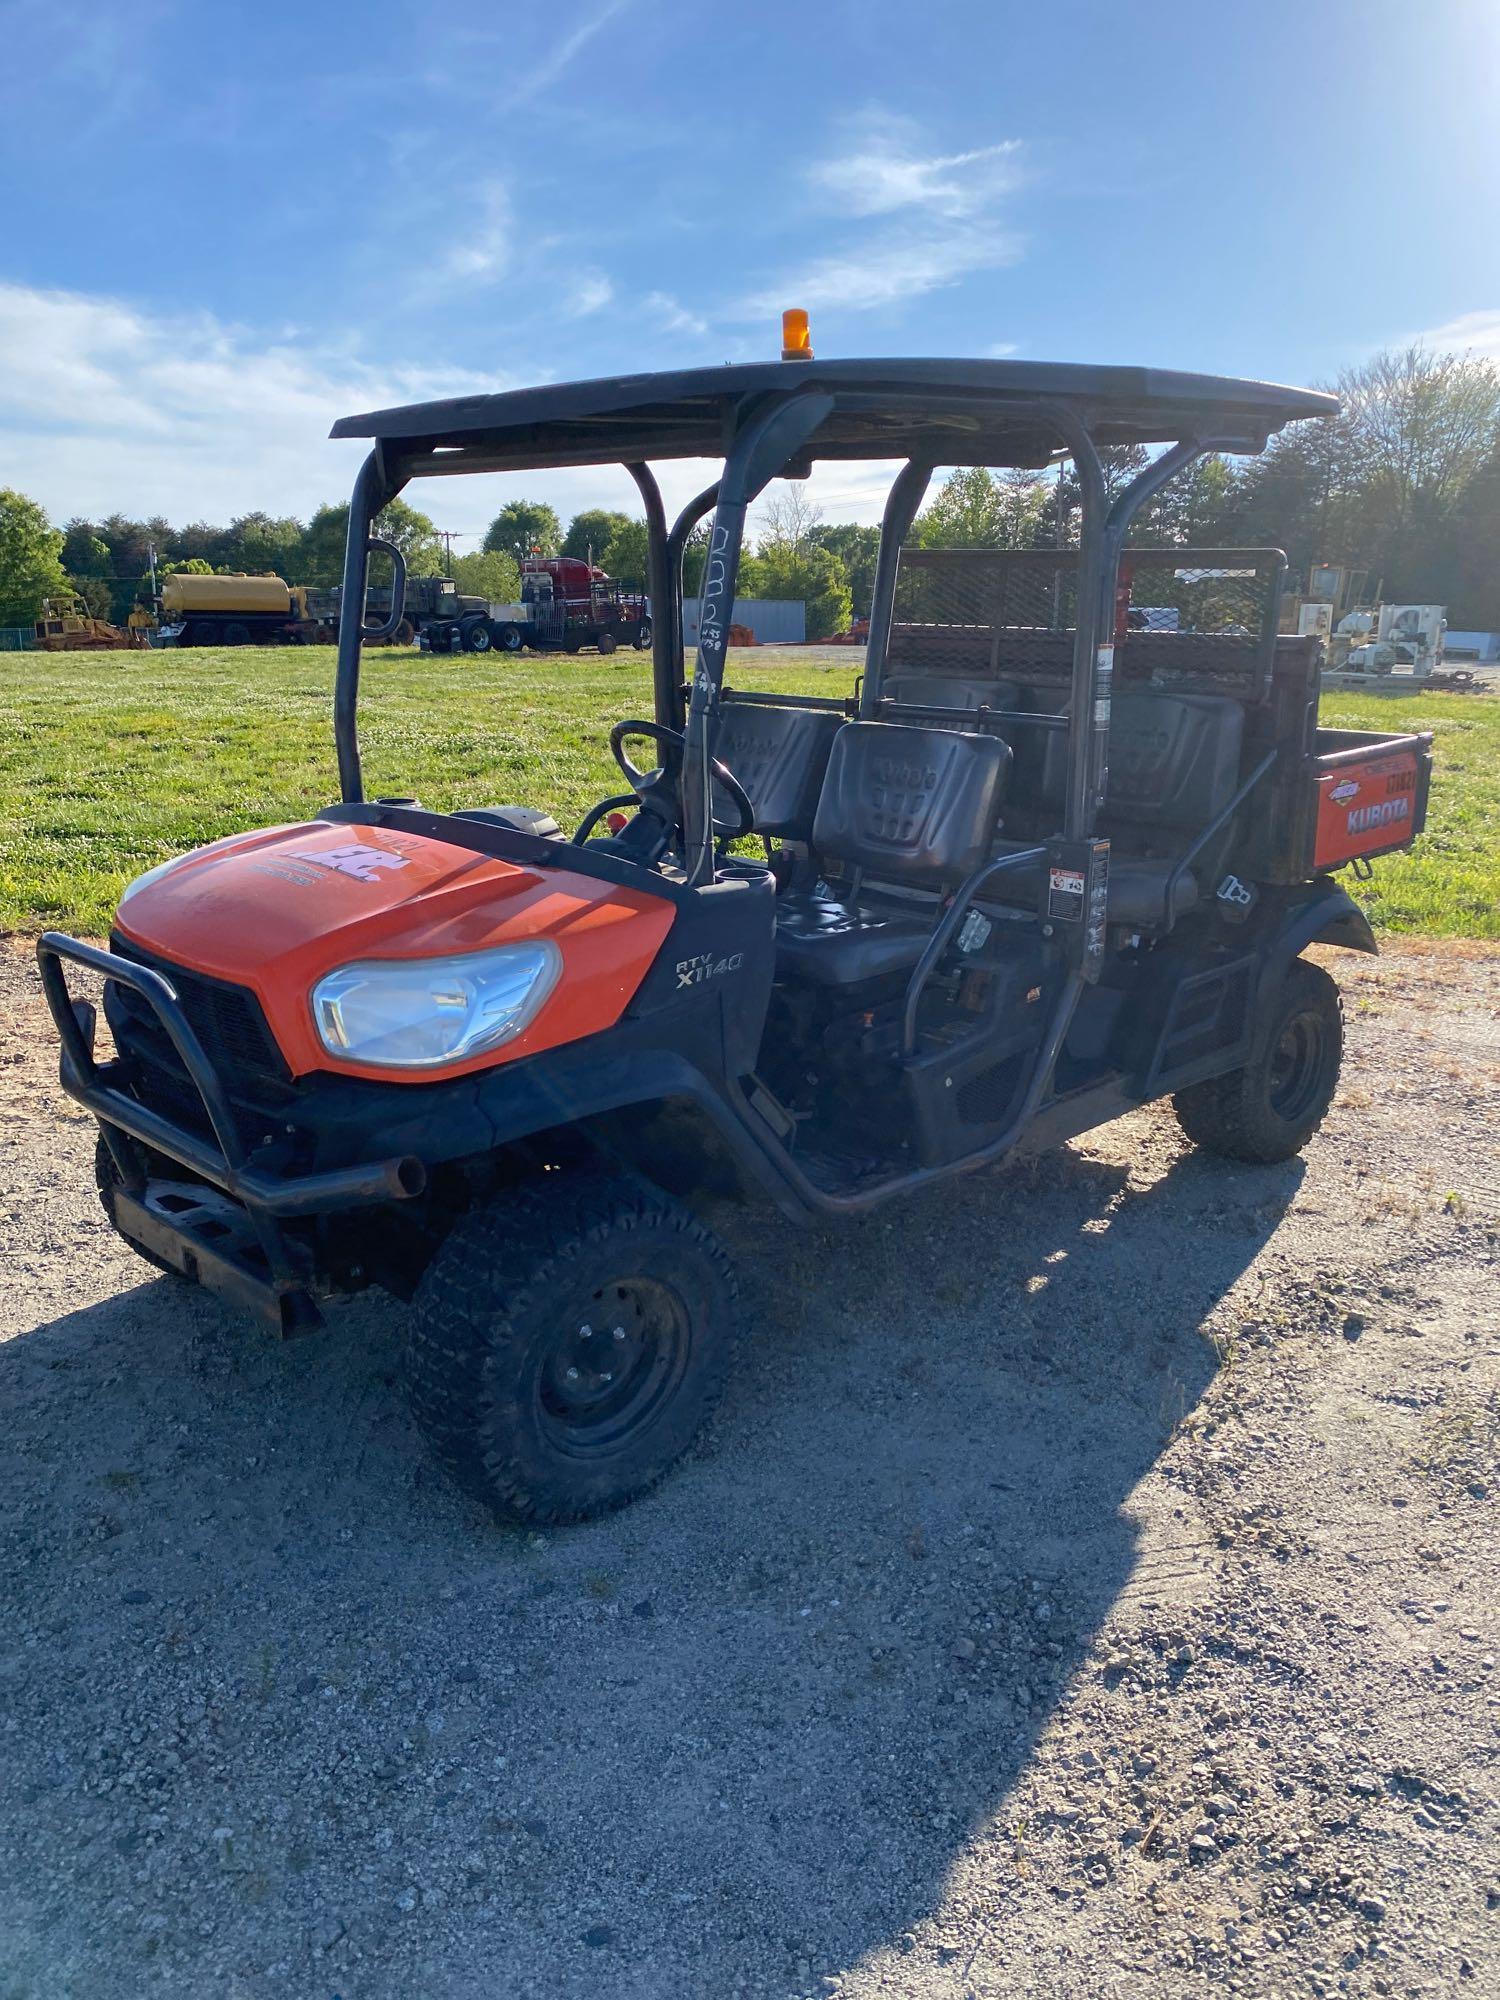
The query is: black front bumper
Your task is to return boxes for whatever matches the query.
[38,933,428,1331]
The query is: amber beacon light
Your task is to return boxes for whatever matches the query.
[781,308,813,361]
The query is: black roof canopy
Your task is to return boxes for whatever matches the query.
[330,358,1338,474]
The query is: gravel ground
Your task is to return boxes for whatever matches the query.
[1,937,1497,2000]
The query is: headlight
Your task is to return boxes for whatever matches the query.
[311,942,561,1069]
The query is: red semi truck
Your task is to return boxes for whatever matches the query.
[466,556,651,656]
[422,556,650,656]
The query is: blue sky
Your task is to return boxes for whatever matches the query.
[3,0,1498,543]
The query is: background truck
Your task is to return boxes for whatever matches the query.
[361,574,493,651]
[158,573,333,647]
[444,555,651,656]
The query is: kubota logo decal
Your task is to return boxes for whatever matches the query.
[1347,797,1409,834]
[1329,778,1361,804]
[291,843,410,881]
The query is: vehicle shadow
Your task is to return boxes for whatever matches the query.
[0,1127,1301,1998]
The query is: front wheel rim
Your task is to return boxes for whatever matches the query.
[536,1277,692,1459]
[1268,1009,1327,1122]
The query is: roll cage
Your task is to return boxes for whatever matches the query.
[327,358,1337,886]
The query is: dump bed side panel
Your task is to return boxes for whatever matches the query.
[1307,730,1431,871]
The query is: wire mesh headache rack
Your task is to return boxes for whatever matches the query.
[887,546,1288,699]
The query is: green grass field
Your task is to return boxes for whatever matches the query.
[0,644,1495,938]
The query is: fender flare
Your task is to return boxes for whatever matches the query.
[1264,880,1378,965]
[1250,880,1376,1046]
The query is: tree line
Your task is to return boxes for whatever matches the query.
[5,347,1499,639]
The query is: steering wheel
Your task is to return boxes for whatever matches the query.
[604,719,755,842]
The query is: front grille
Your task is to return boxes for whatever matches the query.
[107,934,290,1102]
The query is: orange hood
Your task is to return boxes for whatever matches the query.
[114,820,676,1081]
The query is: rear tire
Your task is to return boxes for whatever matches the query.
[597,630,618,655]
[462,618,492,654]
[406,1174,737,1522]
[1173,958,1343,1163]
[223,622,251,646]
[499,624,524,653]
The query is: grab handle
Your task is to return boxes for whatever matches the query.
[360,536,407,640]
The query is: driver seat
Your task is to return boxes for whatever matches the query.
[774,722,1011,987]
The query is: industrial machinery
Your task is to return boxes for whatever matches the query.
[40,325,1432,1527]
[1283,565,1446,685]
[32,596,145,651]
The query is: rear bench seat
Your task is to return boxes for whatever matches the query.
[995,688,1246,927]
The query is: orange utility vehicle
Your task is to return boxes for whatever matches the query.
[40,330,1431,1523]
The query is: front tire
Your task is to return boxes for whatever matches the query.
[406,1174,737,1522]
[1173,958,1343,1163]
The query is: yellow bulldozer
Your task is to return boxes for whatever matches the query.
[33,596,148,652]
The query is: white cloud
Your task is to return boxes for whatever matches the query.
[0,281,514,527]
[644,291,708,338]
[742,109,1025,317]
[746,222,1020,316]
[568,270,615,318]
[812,116,1022,220]
[440,180,513,283]
[508,0,632,106]
[1416,309,1500,360]
[984,340,1019,359]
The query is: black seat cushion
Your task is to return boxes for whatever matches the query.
[1105,859,1200,927]
[812,722,1011,885]
[714,703,843,842]
[773,889,934,987]
[980,841,1199,929]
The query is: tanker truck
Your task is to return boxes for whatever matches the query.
[157,573,336,647]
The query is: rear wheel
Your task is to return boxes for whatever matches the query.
[498,624,524,652]
[597,629,618,655]
[462,617,493,654]
[223,622,251,646]
[1173,958,1343,1163]
[406,1174,737,1522]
